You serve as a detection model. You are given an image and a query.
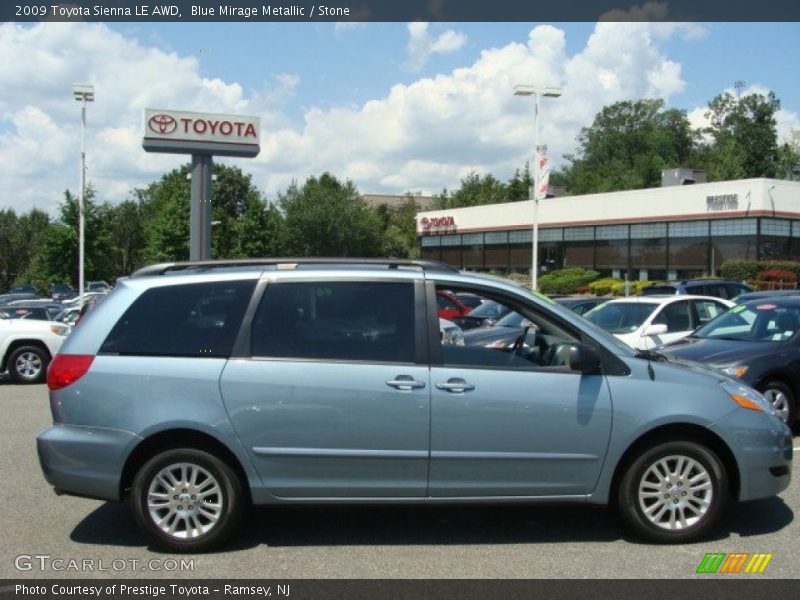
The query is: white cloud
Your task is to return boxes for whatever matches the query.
[0,20,736,215]
[404,22,467,71]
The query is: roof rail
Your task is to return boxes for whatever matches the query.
[131,258,460,278]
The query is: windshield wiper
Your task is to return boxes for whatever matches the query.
[635,349,670,362]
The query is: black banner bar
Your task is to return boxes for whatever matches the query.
[6,0,800,23]
[2,580,800,600]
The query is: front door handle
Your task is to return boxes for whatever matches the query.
[386,375,427,391]
[436,378,475,393]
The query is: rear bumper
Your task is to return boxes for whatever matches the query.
[37,424,141,502]
[711,410,793,501]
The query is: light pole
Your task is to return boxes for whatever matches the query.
[513,84,561,291]
[73,83,94,308]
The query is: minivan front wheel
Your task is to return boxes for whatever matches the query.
[131,448,244,553]
[618,441,728,543]
[8,345,49,384]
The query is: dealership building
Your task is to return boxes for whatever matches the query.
[416,177,800,281]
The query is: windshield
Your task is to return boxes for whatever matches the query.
[466,299,508,319]
[584,302,657,334]
[694,304,800,342]
[494,311,525,328]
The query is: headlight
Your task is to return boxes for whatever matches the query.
[721,365,749,378]
[442,327,464,346]
[50,324,70,336]
[720,381,775,416]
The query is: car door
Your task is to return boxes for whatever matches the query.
[220,275,431,498]
[427,282,613,497]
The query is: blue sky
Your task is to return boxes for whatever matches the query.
[1,21,798,214]
[118,22,800,123]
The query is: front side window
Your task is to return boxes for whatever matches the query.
[652,300,693,332]
[100,280,255,357]
[442,290,580,371]
[251,281,415,363]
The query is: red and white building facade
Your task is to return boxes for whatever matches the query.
[416,178,800,280]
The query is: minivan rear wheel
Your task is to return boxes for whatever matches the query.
[618,441,728,543]
[130,448,244,553]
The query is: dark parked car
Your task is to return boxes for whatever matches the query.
[9,284,37,295]
[661,297,800,424]
[642,279,751,300]
[554,296,611,316]
[50,283,77,301]
[451,299,512,330]
[731,289,800,303]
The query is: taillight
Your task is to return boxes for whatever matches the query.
[47,355,95,391]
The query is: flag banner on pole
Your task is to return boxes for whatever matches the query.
[536,144,549,201]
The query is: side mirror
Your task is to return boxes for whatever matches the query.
[643,323,668,337]
[567,344,603,373]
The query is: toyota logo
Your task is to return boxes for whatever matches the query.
[148,114,177,134]
[420,217,430,229]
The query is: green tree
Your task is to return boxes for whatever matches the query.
[507,163,533,202]
[137,165,192,263]
[239,196,285,258]
[701,91,781,179]
[279,172,383,257]
[776,129,800,181]
[435,172,510,209]
[27,188,114,288]
[375,194,420,258]
[108,200,147,276]
[560,99,697,193]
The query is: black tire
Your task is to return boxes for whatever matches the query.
[130,448,245,553]
[7,345,49,384]
[618,441,729,543]
[760,380,795,425]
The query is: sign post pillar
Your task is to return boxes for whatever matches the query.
[190,154,213,260]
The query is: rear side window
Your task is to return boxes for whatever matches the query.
[100,280,255,358]
[251,281,415,363]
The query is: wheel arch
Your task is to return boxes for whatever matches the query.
[1,339,52,372]
[608,423,740,505]
[119,428,252,504]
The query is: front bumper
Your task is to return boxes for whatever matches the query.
[37,424,141,502]
[711,409,792,501]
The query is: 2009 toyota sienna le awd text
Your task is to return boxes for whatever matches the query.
[37,259,792,552]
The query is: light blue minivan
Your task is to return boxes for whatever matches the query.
[37,259,792,552]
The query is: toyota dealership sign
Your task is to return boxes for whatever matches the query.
[142,108,260,157]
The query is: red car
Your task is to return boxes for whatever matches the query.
[436,290,472,320]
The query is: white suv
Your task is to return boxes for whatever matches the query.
[0,318,70,383]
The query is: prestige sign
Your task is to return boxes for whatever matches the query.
[142,109,260,157]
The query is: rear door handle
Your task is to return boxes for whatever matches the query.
[436,378,475,393]
[386,375,427,391]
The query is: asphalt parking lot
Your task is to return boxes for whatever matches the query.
[1,382,797,579]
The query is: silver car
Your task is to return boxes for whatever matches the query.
[37,259,792,552]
